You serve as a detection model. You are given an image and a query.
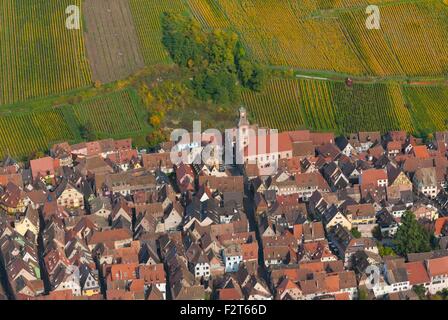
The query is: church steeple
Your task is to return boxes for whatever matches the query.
[238,107,249,128]
[237,107,250,147]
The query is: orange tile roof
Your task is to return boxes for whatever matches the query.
[89,229,132,246]
[324,274,340,293]
[346,203,376,218]
[107,289,134,300]
[413,145,431,159]
[218,287,243,300]
[282,268,301,282]
[30,157,56,179]
[277,278,300,293]
[387,141,402,151]
[299,260,324,273]
[310,132,335,146]
[295,172,329,190]
[129,279,145,293]
[361,169,387,187]
[285,130,311,143]
[405,261,430,285]
[114,139,132,151]
[109,263,139,281]
[108,149,138,165]
[241,242,258,261]
[293,224,303,240]
[138,264,166,284]
[244,132,293,156]
[334,292,351,300]
[427,256,448,277]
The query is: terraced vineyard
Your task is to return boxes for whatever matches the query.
[0,88,149,158]
[0,109,77,158]
[0,0,92,105]
[0,0,446,156]
[404,85,448,134]
[339,1,448,77]
[212,0,367,75]
[71,89,148,137]
[129,0,188,65]
[184,0,448,77]
[289,0,412,14]
[241,78,419,134]
[241,79,308,132]
[186,0,231,30]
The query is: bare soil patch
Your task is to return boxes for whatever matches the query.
[83,0,145,83]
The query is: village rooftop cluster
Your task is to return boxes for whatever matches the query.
[2,108,448,300]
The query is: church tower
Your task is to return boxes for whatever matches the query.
[238,107,250,147]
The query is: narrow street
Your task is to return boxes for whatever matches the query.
[243,181,271,288]
[37,211,51,294]
[94,251,107,299]
[0,247,15,300]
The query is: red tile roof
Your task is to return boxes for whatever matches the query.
[244,132,293,156]
[346,203,376,218]
[310,132,335,146]
[434,217,448,237]
[218,287,244,300]
[387,141,402,151]
[413,146,430,159]
[299,261,324,273]
[405,261,430,285]
[114,139,132,152]
[129,279,145,293]
[30,157,57,179]
[427,256,448,277]
[295,172,329,190]
[88,229,132,247]
[324,274,340,293]
[361,169,387,187]
[285,130,311,143]
[334,292,351,300]
[293,224,303,240]
[108,150,138,165]
[138,264,166,284]
[241,242,258,261]
[109,263,139,281]
[277,278,300,294]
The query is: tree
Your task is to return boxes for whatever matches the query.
[377,243,396,257]
[372,225,383,241]
[79,122,97,141]
[162,12,264,104]
[394,211,431,256]
[350,228,362,238]
[358,287,368,300]
[413,285,426,300]
[236,58,265,91]
[440,288,448,299]
[93,80,102,88]
[161,12,206,69]
[149,114,161,128]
